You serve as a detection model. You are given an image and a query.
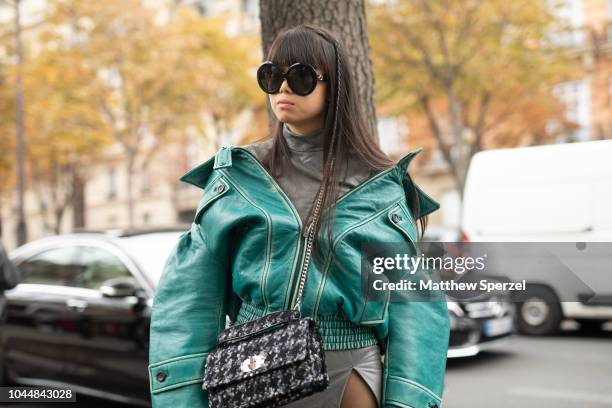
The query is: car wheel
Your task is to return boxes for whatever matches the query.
[516,285,562,335]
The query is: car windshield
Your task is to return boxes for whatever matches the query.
[117,231,185,287]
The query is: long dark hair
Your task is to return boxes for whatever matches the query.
[259,24,428,269]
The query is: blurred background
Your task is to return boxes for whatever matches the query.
[0,0,610,250]
[0,1,611,407]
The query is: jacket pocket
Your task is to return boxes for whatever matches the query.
[359,279,391,325]
[194,175,230,224]
[359,201,418,325]
[330,199,417,326]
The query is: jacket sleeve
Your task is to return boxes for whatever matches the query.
[381,176,450,408]
[148,215,230,407]
[382,285,450,408]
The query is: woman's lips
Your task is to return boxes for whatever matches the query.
[277,100,294,107]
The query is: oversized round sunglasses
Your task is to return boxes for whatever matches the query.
[257,61,327,96]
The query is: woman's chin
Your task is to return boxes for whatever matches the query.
[275,112,297,123]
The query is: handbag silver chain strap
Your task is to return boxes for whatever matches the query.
[292,158,334,311]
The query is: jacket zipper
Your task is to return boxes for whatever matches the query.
[219,170,274,311]
[231,147,306,311]
[287,220,314,310]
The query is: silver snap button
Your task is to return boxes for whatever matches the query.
[156,371,167,382]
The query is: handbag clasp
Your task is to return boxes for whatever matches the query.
[240,354,266,372]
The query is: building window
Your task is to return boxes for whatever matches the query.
[377,116,407,156]
[191,0,211,16]
[141,165,151,195]
[553,79,592,141]
[547,0,585,47]
[186,137,198,170]
[241,0,259,17]
[608,76,612,108]
[108,168,117,200]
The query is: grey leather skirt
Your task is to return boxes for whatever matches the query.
[282,345,383,408]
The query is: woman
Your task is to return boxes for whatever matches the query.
[148,24,449,408]
[1,241,20,325]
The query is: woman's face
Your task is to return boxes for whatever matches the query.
[269,65,328,134]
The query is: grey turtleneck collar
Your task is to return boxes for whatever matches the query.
[241,122,376,225]
[282,123,325,152]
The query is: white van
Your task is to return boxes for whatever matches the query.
[461,139,612,334]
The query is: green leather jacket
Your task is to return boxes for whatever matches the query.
[148,145,450,408]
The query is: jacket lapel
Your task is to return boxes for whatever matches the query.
[396,147,441,219]
[179,145,441,220]
[178,155,215,189]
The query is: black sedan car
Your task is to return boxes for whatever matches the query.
[423,226,516,358]
[2,228,186,407]
[446,293,516,358]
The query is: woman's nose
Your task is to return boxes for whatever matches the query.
[279,78,293,94]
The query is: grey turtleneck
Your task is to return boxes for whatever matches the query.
[242,123,374,226]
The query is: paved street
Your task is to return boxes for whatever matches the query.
[445,321,612,408]
[3,322,611,408]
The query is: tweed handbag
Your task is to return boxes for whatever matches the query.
[202,185,330,408]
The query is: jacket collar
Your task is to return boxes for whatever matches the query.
[179,145,440,219]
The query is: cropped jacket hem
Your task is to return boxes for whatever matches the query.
[235,300,380,351]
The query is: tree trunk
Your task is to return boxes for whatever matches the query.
[0,193,4,238]
[72,172,85,230]
[259,0,379,141]
[14,0,27,245]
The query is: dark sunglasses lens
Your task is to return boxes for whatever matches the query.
[287,65,316,95]
[257,64,284,93]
